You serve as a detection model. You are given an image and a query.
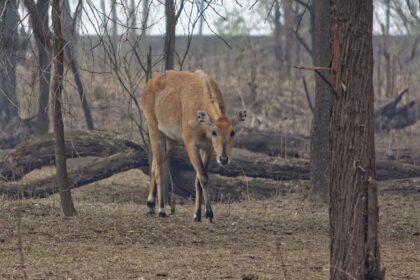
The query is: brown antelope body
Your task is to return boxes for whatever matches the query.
[141,70,246,222]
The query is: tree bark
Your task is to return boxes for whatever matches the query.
[330,0,383,279]
[52,0,76,217]
[309,0,331,203]
[63,0,95,130]
[0,0,19,128]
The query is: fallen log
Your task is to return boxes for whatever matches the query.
[1,150,147,198]
[2,131,420,198]
[0,131,142,181]
[377,149,420,166]
[374,89,420,131]
[376,160,420,181]
[0,131,311,182]
[235,131,309,158]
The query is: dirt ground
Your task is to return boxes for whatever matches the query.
[0,169,419,280]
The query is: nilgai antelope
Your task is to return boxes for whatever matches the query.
[141,70,246,222]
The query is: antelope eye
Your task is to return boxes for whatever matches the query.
[230,131,235,137]
[212,130,217,137]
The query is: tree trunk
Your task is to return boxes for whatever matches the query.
[99,0,108,69]
[100,0,106,26]
[164,0,176,70]
[130,0,136,38]
[198,0,204,36]
[163,0,179,204]
[52,0,76,217]
[330,0,383,279]
[111,0,118,43]
[283,0,294,77]
[63,0,95,130]
[273,0,283,69]
[309,0,331,203]
[33,0,51,134]
[384,0,392,98]
[0,0,19,128]
[141,0,149,35]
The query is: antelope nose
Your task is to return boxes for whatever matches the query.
[219,156,229,165]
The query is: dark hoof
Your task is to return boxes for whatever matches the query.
[147,201,155,209]
[205,209,213,222]
[170,207,176,215]
[158,212,167,218]
[194,213,201,222]
[145,209,155,216]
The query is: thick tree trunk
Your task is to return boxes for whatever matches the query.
[63,0,95,131]
[309,0,331,203]
[0,0,19,128]
[164,0,176,70]
[330,0,383,279]
[52,0,76,217]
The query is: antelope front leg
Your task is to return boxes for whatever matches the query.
[146,168,157,215]
[200,148,213,222]
[194,176,202,222]
[185,143,213,222]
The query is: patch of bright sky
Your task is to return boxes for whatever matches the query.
[78,0,272,36]
[21,0,408,37]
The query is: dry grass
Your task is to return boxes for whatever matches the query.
[1,169,419,280]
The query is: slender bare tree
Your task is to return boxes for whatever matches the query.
[63,0,95,130]
[111,0,118,43]
[0,0,19,128]
[23,0,51,134]
[142,0,149,34]
[52,0,76,217]
[309,0,331,203]
[164,0,176,70]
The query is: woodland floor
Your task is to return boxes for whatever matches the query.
[0,168,419,280]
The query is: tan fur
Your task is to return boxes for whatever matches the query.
[141,70,246,221]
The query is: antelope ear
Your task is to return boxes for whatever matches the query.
[197,110,213,125]
[232,110,247,126]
